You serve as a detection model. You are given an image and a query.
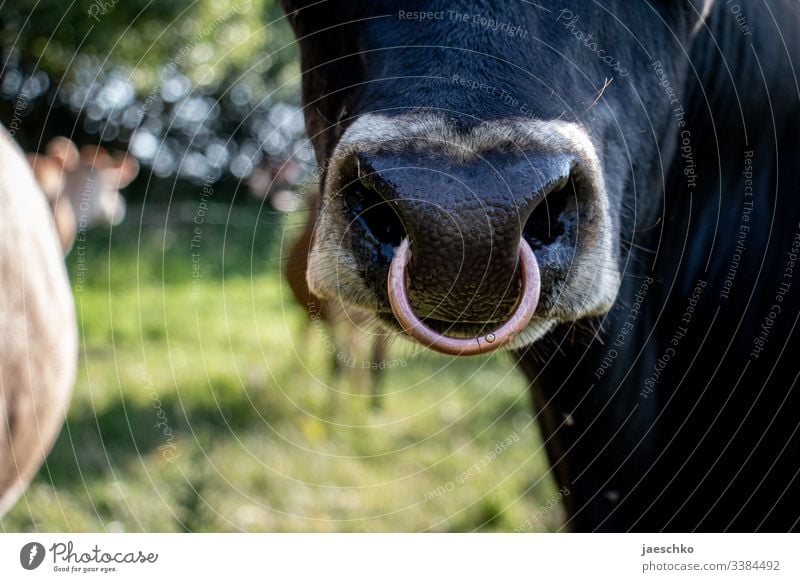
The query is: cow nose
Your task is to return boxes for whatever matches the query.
[336,150,581,324]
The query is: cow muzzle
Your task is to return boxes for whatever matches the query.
[306,114,621,351]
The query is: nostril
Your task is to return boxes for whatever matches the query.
[523,177,577,251]
[342,172,405,264]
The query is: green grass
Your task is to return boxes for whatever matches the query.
[1,198,562,532]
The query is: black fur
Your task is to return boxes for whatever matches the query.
[283,0,800,531]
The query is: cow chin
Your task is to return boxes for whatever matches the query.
[306,113,622,351]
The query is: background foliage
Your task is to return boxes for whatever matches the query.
[1,0,309,191]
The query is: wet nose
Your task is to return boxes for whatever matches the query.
[336,149,583,322]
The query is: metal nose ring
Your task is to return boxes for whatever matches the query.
[387,238,540,355]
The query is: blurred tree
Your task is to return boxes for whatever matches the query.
[0,0,310,197]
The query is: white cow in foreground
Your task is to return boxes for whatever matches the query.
[0,129,137,516]
[0,127,77,516]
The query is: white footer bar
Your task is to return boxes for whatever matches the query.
[0,533,796,580]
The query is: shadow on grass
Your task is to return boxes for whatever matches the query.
[40,383,278,488]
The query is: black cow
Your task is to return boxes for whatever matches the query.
[282,0,800,531]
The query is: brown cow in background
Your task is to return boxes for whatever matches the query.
[27,137,136,253]
[282,193,389,409]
